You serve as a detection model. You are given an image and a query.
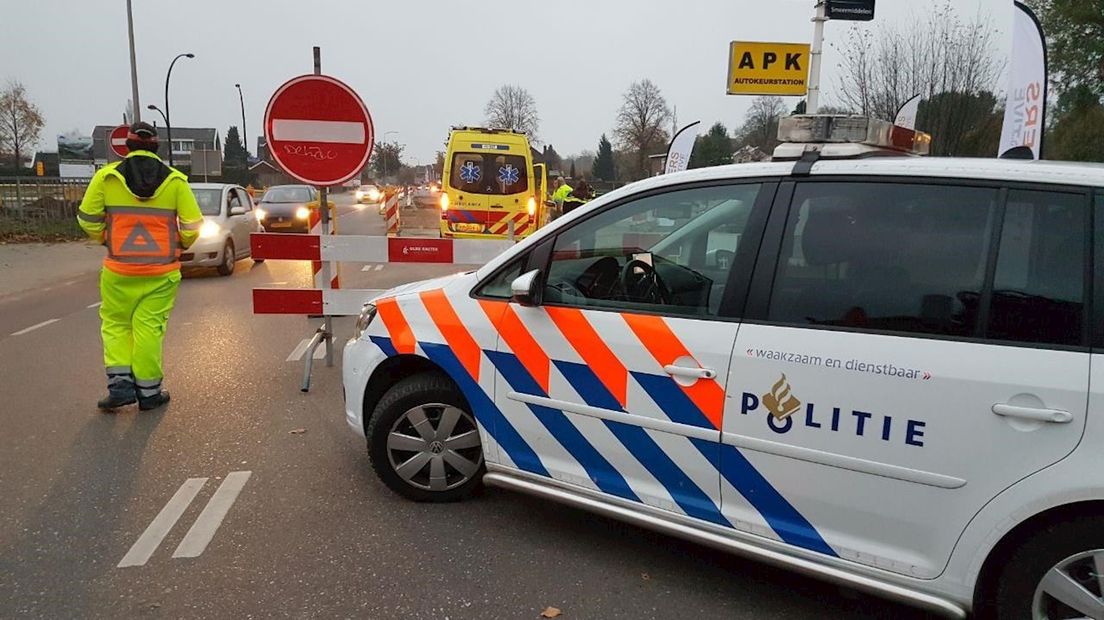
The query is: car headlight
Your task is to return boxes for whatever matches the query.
[295,206,311,220]
[355,190,365,200]
[353,302,377,340]
[366,189,381,202]
[199,219,221,239]
[255,208,266,221]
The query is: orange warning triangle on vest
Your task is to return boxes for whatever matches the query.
[120,221,162,253]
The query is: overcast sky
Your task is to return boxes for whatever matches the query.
[3,0,1008,162]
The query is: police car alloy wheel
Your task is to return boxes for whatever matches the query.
[986,518,1104,620]
[366,373,484,502]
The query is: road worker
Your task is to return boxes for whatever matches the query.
[77,122,203,411]
[550,176,573,220]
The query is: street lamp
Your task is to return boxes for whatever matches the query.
[234,83,248,158]
[382,131,399,181]
[146,104,167,126]
[163,52,195,167]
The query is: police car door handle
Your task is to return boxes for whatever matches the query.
[991,403,1073,424]
[664,365,717,380]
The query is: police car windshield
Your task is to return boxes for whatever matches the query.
[192,189,223,216]
[449,153,529,195]
[262,187,313,203]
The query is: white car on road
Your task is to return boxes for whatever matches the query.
[343,116,1104,619]
[184,183,264,276]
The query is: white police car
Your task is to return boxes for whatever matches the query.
[343,116,1104,619]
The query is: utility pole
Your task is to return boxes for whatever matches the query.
[126,0,141,123]
[235,84,248,158]
[807,0,828,113]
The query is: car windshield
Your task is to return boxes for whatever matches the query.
[449,152,529,195]
[262,187,312,203]
[192,188,223,216]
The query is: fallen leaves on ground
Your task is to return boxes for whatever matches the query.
[540,607,562,618]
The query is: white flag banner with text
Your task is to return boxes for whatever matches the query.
[664,121,700,174]
[998,2,1047,159]
[894,94,921,130]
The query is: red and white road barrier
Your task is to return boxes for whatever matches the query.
[384,191,401,236]
[249,232,515,315]
[307,207,340,289]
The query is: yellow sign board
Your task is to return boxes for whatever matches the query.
[727,41,811,96]
[35,161,45,176]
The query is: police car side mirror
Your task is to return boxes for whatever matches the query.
[511,269,541,307]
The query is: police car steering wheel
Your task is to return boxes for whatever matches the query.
[622,258,672,305]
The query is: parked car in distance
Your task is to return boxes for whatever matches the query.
[257,184,320,233]
[184,183,264,276]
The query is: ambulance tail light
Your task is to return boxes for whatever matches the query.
[526,196,536,216]
[777,115,932,156]
[439,193,450,211]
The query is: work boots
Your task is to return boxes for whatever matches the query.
[136,379,171,411]
[97,370,137,410]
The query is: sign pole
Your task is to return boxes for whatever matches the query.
[312,45,335,368]
[808,0,827,113]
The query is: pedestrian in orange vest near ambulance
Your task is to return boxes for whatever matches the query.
[77,122,204,411]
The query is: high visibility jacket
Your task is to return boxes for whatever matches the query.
[77,151,203,277]
[551,184,573,204]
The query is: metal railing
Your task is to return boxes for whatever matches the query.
[0,177,88,241]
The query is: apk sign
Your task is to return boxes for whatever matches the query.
[727,41,811,96]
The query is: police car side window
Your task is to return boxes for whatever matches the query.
[475,257,526,299]
[542,184,760,317]
[988,189,1086,346]
[767,182,999,338]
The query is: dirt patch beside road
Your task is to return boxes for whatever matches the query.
[0,242,105,299]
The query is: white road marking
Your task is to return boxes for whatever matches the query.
[360,264,385,272]
[87,301,102,309]
[286,338,326,362]
[172,471,252,559]
[117,478,208,568]
[11,318,60,336]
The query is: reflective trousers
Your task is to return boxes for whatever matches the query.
[99,268,181,387]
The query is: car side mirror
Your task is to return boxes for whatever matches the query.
[510,269,541,307]
[229,206,246,216]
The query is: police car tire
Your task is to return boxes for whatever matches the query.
[984,516,1104,620]
[366,372,484,503]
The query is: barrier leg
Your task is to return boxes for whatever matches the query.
[301,325,327,393]
[324,316,334,367]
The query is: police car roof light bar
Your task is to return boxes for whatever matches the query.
[778,115,932,156]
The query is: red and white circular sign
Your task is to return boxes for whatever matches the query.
[109,125,130,158]
[263,74,374,187]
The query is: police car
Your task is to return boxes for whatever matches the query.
[343,115,1104,619]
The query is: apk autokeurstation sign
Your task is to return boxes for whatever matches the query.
[727,41,811,96]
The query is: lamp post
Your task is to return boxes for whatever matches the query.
[382,130,399,182]
[234,83,248,158]
[163,52,195,167]
[125,0,141,122]
[146,104,168,126]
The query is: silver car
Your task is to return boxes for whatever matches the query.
[183,183,264,276]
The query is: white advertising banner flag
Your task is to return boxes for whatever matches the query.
[999,2,1047,159]
[664,121,700,174]
[894,94,922,130]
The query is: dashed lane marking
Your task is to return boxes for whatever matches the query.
[87,302,103,309]
[286,338,327,362]
[361,264,385,272]
[118,478,207,568]
[173,471,252,559]
[11,318,60,336]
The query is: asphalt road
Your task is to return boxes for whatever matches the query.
[0,193,938,619]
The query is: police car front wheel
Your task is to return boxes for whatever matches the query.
[366,373,484,502]
[983,516,1104,620]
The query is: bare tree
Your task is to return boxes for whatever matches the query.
[614,79,671,180]
[0,81,44,170]
[484,85,540,142]
[832,1,1003,154]
[737,96,787,151]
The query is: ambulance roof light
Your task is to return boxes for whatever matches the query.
[777,115,932,156]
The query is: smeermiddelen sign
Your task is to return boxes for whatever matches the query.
[826,0,875,21]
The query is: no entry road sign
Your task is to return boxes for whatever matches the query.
[109,125,130,158]
[263,74,374,187]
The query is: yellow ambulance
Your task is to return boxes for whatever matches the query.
[439,127,543,239]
